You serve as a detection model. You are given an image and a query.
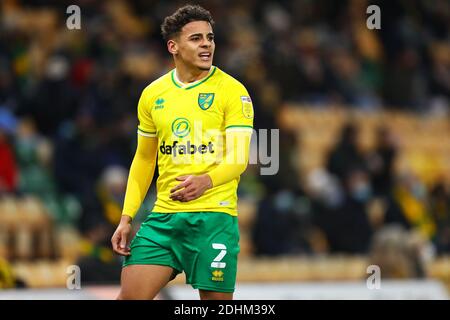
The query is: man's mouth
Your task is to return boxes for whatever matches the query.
[199,52,212,61]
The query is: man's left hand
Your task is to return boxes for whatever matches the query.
[170,174,213,202]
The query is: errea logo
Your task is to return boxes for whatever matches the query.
[154,98,165,110]
[212,270,224,282]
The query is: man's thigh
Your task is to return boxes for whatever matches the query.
[119,213,183,299]
[118,264,175,300]
[175,212,240,293]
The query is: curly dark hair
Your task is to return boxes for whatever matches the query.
[161,5,215,41]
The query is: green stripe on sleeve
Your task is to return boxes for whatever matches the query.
[138,128,156,134]
[225,125,253,129]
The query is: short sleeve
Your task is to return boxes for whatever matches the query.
[137,87,157,137]
[224,81,254,133]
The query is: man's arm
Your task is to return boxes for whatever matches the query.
[122,135,158,218]
[208,130,252,186]
[111,134,158,255]
[169,130,252,202]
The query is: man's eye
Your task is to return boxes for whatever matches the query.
[191,37,200,41]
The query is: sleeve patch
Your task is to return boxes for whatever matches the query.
[241,96,254,119]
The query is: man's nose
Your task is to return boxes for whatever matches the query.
[201,39,212,47]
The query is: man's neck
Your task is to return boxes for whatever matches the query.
[175,63,211,84]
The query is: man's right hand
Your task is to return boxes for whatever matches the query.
[111,215,132,256]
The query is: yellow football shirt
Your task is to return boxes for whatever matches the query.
[137,66,254,216]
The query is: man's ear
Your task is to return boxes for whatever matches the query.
[167,40,178,55]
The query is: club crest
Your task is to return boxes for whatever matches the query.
[198,93,215,110]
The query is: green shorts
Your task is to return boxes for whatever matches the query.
[123,212,240,293]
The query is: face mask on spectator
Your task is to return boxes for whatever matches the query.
[351,182,372,202]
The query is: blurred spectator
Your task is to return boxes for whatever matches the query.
[0,107,18,193]
[429,180,450,254]
[0,257,26,288]
[252,130,313,255]
[325,168,374,254]
[428,42,450,112]
[260,129,301,192]
[372,194,411,232]
[22,55,79,136]
[79,164,155,233]
[96,165,128,227]
[327,47,381,109]
[383,47,427,110]
[393,172,436,240]
[15,117,81,224]
[326,122,367,183]
[53,107,107,198]
[369,225,435,279]
[367,126,398,198]
[75,221,122,285]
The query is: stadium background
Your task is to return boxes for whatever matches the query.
[0,0,449,299]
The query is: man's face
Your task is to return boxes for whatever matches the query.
[170,20,215,71]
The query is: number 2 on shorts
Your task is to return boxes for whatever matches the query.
[211,243,227,268]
